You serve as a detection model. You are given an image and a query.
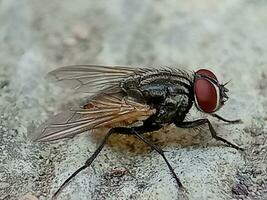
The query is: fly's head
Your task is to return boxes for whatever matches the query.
[193,69,229,113]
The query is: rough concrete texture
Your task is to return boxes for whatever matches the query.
[0,0,266,200]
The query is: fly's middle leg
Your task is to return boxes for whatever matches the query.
[133,131,185,190]
[113,125,186,191]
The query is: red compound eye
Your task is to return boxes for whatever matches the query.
[194,69,220,113]
[196,69,217,80]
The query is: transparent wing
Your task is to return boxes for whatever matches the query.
[47,65,193,93]
[33,94,156,142]
[47,65,151,93]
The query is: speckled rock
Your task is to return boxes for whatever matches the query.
[0,0,266,200]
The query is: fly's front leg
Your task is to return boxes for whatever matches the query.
[175,119,243,151]
[211,113,242,124]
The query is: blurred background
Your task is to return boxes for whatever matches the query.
[0,0,266,200]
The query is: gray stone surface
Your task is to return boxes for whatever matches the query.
[0,0,266,200]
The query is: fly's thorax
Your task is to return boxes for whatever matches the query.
[173,94,194,123]
[145,92,193,125]
[120,69,195,125]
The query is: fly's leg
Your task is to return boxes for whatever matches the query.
[52,124,162,198]
[211,113,242,124]
[175,119,244,151]
[52,129,114,199]
[112,123,162,135]
[113,125,185,190]
[134,131,185,189]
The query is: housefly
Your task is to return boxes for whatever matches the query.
[34,65,243,198]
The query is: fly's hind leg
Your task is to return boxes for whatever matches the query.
[113,125,185,190]
[52,129,115,199]
[175,119,243,151]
